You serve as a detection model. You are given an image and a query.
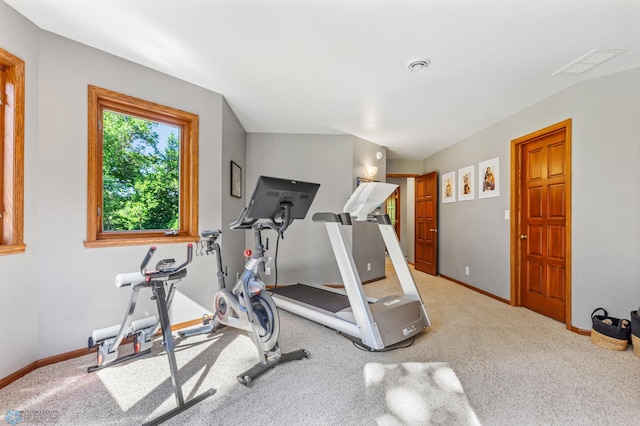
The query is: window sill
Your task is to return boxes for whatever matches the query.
[84,235,198,249]
[0,244,27,256]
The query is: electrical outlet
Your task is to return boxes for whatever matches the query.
[367,262,372,272]
[465,266,470,275]
[265,267,271,275]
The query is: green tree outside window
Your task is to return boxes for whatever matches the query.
[102,110,179,231]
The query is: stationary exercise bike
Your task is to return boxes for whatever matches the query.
[88,244,215,426]
[180,176,320,385]
[87,247,188,372]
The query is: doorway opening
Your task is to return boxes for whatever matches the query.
[386,186,401,239]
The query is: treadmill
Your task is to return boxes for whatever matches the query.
[270,182,430,350]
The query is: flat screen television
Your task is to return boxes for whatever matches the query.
[246,176,320,220]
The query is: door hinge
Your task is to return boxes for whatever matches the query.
[97,207,101,217]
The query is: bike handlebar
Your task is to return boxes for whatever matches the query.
[200,230,222,256]
[140,244,193,279]
[230,207,259,230]
[230,203,294,236]
[140,246,157,276]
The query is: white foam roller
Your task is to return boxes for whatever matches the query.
[91,324,120,343]
[131,316,156,331]
[115,272,145,288]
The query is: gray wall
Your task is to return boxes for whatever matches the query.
[352,136,386,189]
[424,134,511,300]
[0,1,40,379]
[34,32,234,360]
[352,137,387,281]
[245,133,388,285]
[246,133,354,285]
[220,98,248,284]
[423,67,640,329]
[387,159,423,175]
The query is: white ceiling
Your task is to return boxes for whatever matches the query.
[4,0,640,159]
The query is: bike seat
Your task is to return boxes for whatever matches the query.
[114,267,187,288]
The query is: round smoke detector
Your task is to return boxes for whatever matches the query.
[407,58,431,72]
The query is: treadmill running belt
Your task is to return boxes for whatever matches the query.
[271,284,351,314]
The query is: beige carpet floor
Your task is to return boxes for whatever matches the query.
[1,262,639,425]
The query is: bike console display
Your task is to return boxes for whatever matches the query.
[246,176,320,220]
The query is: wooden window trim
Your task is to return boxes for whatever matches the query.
[85,85,199,248]
[0,48,26,256]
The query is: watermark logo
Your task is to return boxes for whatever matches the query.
[4,410,59,424]
[4,410,22,426]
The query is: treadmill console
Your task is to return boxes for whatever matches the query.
[343,182,397,221]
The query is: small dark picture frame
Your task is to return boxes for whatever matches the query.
[231,161,242,198]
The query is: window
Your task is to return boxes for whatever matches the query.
[0,47,25,256]
[86,86,198,248]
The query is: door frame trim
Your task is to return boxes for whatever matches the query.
[510,118,572,329]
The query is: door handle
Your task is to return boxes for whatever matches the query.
[430,228,438,232]
[520,234,528,239]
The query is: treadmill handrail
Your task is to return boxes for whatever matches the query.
[312,212,352,225]
[312,212,340,222]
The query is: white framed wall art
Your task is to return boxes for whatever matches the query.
[478,157,499,199]
[442,171,456,203]
[458,165,475,201]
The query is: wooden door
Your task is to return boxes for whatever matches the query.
[512,120,571,325]
[415,172,438,275]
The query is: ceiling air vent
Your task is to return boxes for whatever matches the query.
[552,49,626,76]
[407,58,431,73]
